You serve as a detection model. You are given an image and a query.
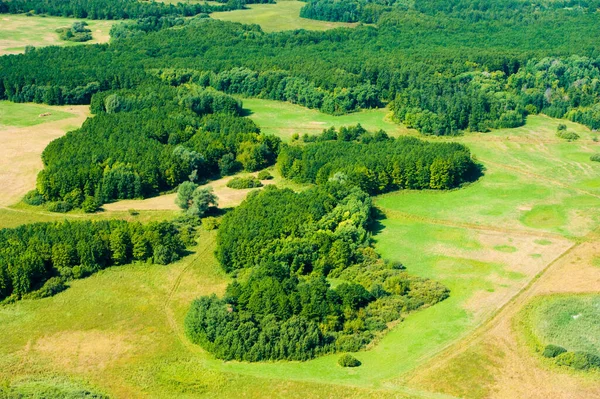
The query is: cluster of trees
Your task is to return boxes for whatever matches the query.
[161,67,381,115]
[56,21,92,42]
[34,83,280,208]
[226,176,263,189]
[185,184,449,361]
[4,12,600,133]
[0,220,185,302]
[542,344,600,371]
[278,126,478,194]
[300,0,598,24]
[0,0,271,20]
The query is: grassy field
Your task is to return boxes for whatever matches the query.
[0,100,75,127]
[242,98,412,140]
[211,1,360,32]
[0,15,113,55]
[525,294,600,356]
[1,98,600,398]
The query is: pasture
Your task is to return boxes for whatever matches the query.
[0,15,113,55]
[1,98,600,398]
[211,1,359,32]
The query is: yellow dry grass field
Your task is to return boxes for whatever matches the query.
[0,104,89,207]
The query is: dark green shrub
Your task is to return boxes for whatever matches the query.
[257,170,273,180]
[555,351,600,370]
[81,196,100,213]
[23,190,45,206]
[557,123,567,131]
[556,130,580,141]
[542,344,567,358]
[226,176,263,189]
[590,153,600,162]
[202,216,220,231]
[338,354,361,367]
[47,201,73,213]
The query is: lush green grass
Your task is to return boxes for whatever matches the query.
[211,1,360,32]
[0,100,74,127]
[526,294,600,356]
[242,97,412,140]
[0,15,113,55]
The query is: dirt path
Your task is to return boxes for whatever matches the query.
[404,229,600,398]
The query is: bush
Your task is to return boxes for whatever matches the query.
[542,344,567,358]
[338,354,361,367]
[81,196,100,213]
[557,123,567,131]
[226,176,263,189]
[257,170,273,180]
[202,216,220,231]
[556,130,580,141]
[555,351,600,370]
[23,190,45,206]
[590,153,600,162]
[47,201,73,213]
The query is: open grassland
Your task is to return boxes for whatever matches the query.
[525,294,600,357]
[1,101,600,397]
[0,102,89,209]
[0,15,113,55]
[211,1,360,32]
[242,98,412,140]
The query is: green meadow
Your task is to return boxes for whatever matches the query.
[1,97,599,397]
[211,1,359,33]
[0,100,74,127]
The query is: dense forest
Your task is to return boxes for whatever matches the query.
[2,7,600,134]
[33,83,280,208]
[279,125,478,193]
[186,184,449,361]
[0,220,186,302]
[0,0,273,20]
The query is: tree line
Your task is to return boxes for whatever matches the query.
[34,83,280,209]
[278,125,479,194]
[185,184,449,361]
[0,220,186,302]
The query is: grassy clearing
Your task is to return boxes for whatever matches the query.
[0,100,74,127]
[0,15,113,55]
[211,1,360,32]
[0,103,89,208]
[525,294,600,356]
[242,98,412,140]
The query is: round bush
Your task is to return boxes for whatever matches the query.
[226,177,263,189]
[257,170,273,180]
[23,190,45,206]
[542,344,567,358]
[338,353,361,367]
[590,153,600,162]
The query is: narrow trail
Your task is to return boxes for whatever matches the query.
[163,235,216,355]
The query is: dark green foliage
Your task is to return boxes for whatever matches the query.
[186,185,450,361]
[226,176,263,189]
[176,183,218,218]
[556,130,580,141]
[47,201,73,213]
[257,170,273,180]
[590,154,600,162]
[56,21,92,42]
[278,128,478,194]
[22,190,45,206]
[542,344,567,358]
[338,353,361,367]
[555,351,600,370]
[0,220,185,302]
[36,84,279,207]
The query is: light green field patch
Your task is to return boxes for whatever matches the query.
[0,101,74,127]
[494,245,518,253]
[535,239,553,245]
[527,295,600,356]
[520,205,566,230]
[211,1,360,32]
[0,15,113,55]
[241,97,412,140]
[530,253,542,259]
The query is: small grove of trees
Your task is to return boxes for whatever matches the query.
[555,123,580,141]
[225,176,263,189]
[175,182,218,218]
[56,21,92,42]
[277,125,479,195]
[185,184,450,361]
[542,344,600,371]
[0,220,186,303]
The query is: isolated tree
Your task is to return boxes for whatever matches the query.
[176,182,218,217]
